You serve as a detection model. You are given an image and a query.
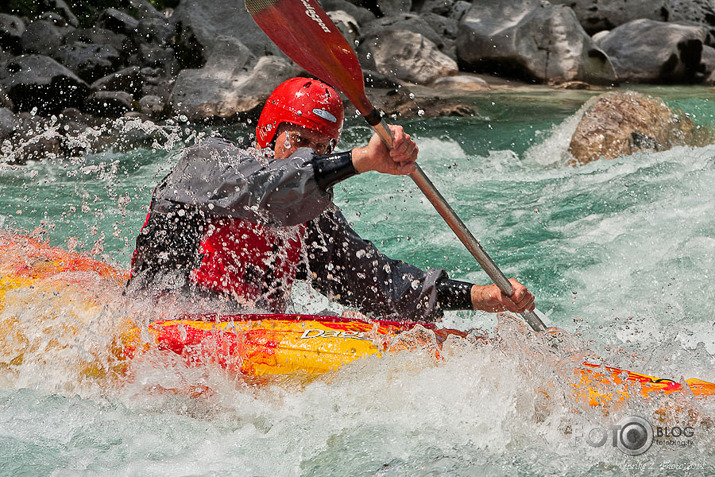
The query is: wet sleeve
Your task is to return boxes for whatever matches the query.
[152,138,334,226]
[303,208,448,322]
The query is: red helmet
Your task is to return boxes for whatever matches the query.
[256,77,344,149]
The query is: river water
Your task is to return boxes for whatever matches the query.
[0,86,714,475]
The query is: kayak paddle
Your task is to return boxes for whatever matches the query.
[245,0,547,332]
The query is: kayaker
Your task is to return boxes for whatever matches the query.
[127,77,535,321]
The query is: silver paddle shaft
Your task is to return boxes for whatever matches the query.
[372,120,547,332]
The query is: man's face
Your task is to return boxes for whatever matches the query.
[273,124,334,159]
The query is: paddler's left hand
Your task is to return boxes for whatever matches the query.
[471,279,536,314]
[351,125,418,175]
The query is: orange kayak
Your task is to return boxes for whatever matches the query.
[2,231,714,406]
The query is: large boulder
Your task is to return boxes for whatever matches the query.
[20,20,65,56]
[457,0,616,84]
[0,55,89,114]
[169,36,294,120]
[548,0,670,34]
[362,14,445,50]
[568,91,712,165]
[171,0,280,59]
[595,19,709,83]
[53,42,123,83]
[358,30,458,84]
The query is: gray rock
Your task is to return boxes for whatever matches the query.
[139,43,178,74]
[376,0,412,17]
[97,8,140,35]
[595,19,709,83]
[171,0,280,58]
[53,42,123,83]
[138,94,166,117]
[91,66,144,96]
[170,37,294,120]
[41,0,79,28]
[359,30,458,84]
[63,27,130,57]
[457,0,616,84]
[362,14,444,50]
[701,45,715,84]
[84,91,135,117]
[0,107,18,141]
[549,0,670,34]
[1,54,89,114]
[40,11,72,28]
[431,74,490,91]
[322,0,376,25]
[327,11,361,49]
[123,0,166,22]
[416,0,457,16]
[669,0,715,28]
[21,20,64,56]
[0,14,25,54]
[136,17,174,45]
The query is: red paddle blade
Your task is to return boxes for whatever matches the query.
[245,0,374,115]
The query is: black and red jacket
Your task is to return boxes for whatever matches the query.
[128,138,472,321]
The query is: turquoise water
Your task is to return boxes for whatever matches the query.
[1,86,714,475]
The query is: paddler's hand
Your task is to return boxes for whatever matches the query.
[470,279,536,314]
[351,125,418,175]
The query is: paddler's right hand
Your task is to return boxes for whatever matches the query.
[351,125,418,175]
[470,279,536,314]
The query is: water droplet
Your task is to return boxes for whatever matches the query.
[417,109,425,117]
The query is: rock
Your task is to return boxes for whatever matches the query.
[362,14,445,50]
[171,0,280,58]
[702,45,715,85]
[431,74,490,91]
[568,91,712,165]
[139,43,179,74]
[91,66,144,96]
[0,107,18,141]
[548,0,670,35]
[1,54,89,115]
[169,37,294,120]
[322,0,376,25]
[84,91,135,117]
[20,20,64,56]
[0,14,25,55]
[39,11,72,28]
[122,0,166,22]
[669,0,715,28]
[53,42,123,83]
[359,30,458,85]
[138,94,166,118]
[63,27,130,57]
[417,0,455,16]
[422,12,458,59]
[457,0,616,84]
[97,8,140,35]
[135,17,174,45]
[326,11,360,49]
[40,0,79,28]
[595,19,709,83]
[377,0,412,17]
